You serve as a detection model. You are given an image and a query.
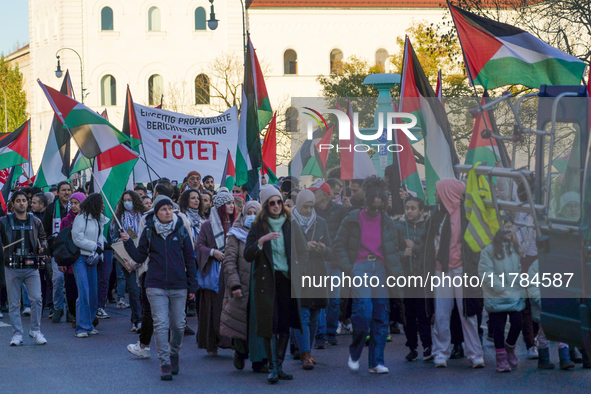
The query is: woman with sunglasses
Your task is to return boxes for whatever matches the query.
[244,185,308,384]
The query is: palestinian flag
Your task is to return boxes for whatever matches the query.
[0,167,16,212]
[392,104,425,202]
[236,36,271,194]
[0,119,30,171]
[38,79,128,159]
[400,37,459,205]
[220,149,236,191]
[122,86,142,152]
[261,112,278,184]
[69,150,92,176]
[35,71,77,188]
[93,144,138,226]
[465,94,503,167]
[290,125,333,179]
[435,70,443,105]
[449,4,587,90]
[340,99,377,180]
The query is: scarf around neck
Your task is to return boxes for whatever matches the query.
[185,207,204,233]
[209,207,227,252]
[154,214,177,239]
[122,211,141,234]
[291,206,316,234]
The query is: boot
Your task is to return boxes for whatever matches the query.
[505,342,518,369]
[171,354,179,375]
[495,350,511,372]
[559,347,575,370]
[580,347,591,369]
[275,334,294,380]
[301,352,314,370]
[537,347,555,369]
[263,338,278,384]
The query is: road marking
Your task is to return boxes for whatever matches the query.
[0,322,10,328]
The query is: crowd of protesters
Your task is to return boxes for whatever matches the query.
[0,168,589,383]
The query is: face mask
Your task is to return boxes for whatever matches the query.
[244,215,255,228]
[124,201,134,212]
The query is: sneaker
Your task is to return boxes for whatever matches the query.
[131,324,138,332]
[386,335,392,342]
[434,356,447,368]
[10,334,23,346]
[75,332,89,338]
[344,321,353,333]
[450,343,464,359]
[406,349,418,361]
[90,329,99,335]
[184,325,195,336]
[96,308,110,319]
[348,355,360,371]
[187,308,197,317]
[22,307,31,316]
[471,357,485,368]
[389,323,401,335]
[136,322,142,334]
[52,308,63,323]
[29,330,47,345]
[327,335,338,346]
[336,321,344,335]
[161,365,173,381]
[314,338,326,349]
[117,299,130,309]
[369,365,389,374]
[423,347,434,361]
[527,347,539,360]
[127,341,151,358]
[48,309,54,319]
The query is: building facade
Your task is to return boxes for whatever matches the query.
[24,0,445,170]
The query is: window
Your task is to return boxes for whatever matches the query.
[101,7,114,31]
[195,7,206,30]
[148,74,163,106]
[195,74,210,104]
[284,49,297,75]
[330,49,343,74]
[100,75,116,106]
[286,107,298,132]
[148,6,161,31]
[375,48,389,70]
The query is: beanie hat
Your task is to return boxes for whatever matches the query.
[260,184,282,206]
[296,189,315,212]
[308,180,331,196]
[70,192,86,204]
[213,191,234,209]
[153,197,173,215]
[187,171,201,179]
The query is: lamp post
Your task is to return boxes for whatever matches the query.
[0,86,7,133]
[208,0,247,66]
[55,47,86,103]
[207,0,219,30]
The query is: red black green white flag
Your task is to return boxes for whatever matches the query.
[261,112,278,184]
[220,149,236,191]
[122,86,143,152]
[0,119,30,171]
[449,3,587,89]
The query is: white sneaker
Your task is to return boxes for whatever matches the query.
[527,347,539,360]
[471,357,485,368]
[96,308,110,319]
[10,334,23,346]
[336,321,343,335]
[348,355,360,371]
[434,356,447,368]
[75,332,88,338]
[369,365,389,374]
[127,341,151,358]
[29,330,47,345]
[117,299,130,309]
[22,307,31,316]
[90,329,99,335]
[131,324,138,332]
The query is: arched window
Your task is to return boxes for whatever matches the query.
[284,49,297,75]
[285,107,298,132]
[375,48,389,70]
[195,7,206,30]
[330,48,343,74]
[148,6,161,31]
[195,74,210,104]
[148,74,163,106]
[101,7,114,31]
[100,75,116,106]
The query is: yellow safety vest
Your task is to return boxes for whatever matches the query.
[464,162,500,252]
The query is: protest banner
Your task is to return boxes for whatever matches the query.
[132,104,239,184]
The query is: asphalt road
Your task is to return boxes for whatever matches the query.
[0,303,590,394]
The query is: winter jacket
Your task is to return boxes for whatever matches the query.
[244,218,308,338]
[300,216,331,310]
[333,209,402,297]
[478,242,526,313]
[220,222,251,341]
[0,213,47,266]
[395,216,427,277]
[124,214,198,293]
[71,213,108,256]
[319,201,348,243]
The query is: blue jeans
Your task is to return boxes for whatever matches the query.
[73,256,98,334]
[97,250,113,309]
[116,263,141,324]
[293,307,320,353]
[315,263,341,340]
[146,287,187,367]
[51,258,65,312]
[349,261,390,368]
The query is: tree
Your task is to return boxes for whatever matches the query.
[0,56,27,136]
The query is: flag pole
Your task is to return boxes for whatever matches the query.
[127,85,155,187]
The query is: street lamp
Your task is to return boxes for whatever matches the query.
[0,86,6,133]
[207,0,219,30]
[55,48,86,103]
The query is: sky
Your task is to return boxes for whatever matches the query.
[0,1,29,57]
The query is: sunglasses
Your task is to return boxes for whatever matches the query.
[269,200,283,207]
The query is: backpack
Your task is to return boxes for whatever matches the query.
[53,226,80,267]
